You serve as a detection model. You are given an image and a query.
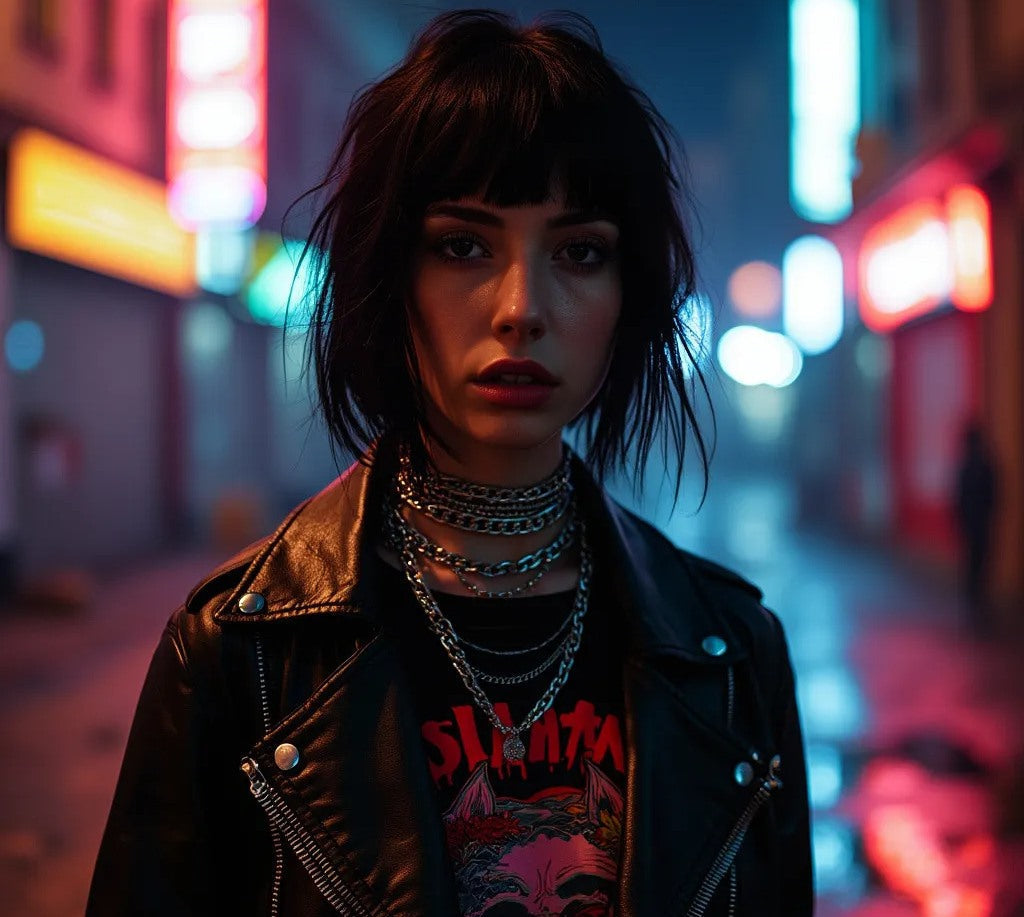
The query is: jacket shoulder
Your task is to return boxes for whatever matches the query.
[680,550,764,603]
[183,537,269,617]
[614,501,764,602]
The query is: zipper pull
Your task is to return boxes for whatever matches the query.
[241,757,268,793]
[766,754,783,790]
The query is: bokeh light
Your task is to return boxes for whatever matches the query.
[783,235,844,354]
[4,319,45,373]
[727,261,782,318]
[717,325,804,387]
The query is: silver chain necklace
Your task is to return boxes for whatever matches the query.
[382,504,578,599]
[398,532,590,762]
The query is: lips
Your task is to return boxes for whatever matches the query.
[472,358,558,409]
[475,358,558,386]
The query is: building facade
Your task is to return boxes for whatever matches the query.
[826,0,1024,618]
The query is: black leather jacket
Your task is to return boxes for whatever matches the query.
[87,454,813,916]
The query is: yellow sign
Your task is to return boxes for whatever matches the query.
[6,129,196,296]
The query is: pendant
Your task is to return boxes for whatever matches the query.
[502,733,526,762]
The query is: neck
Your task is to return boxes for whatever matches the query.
[423,433,566,488]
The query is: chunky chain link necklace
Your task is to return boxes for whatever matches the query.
[389,448,590,762]
[382,504,578,599]
[395,448,573,535]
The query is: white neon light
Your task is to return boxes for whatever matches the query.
[717,326,804,388]
[178,11,253,80]
[169,165,266,228]
[864,220,951,315]
[790,0,860,223]
[176,88,258,150]
[783,235,844,354]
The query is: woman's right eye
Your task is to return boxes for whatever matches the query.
[435,232,488,262]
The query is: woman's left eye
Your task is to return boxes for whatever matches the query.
[556,238,611,271]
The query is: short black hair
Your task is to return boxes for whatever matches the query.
[299,9,712,497]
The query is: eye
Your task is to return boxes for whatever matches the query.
[434,231,489,262]
[556,236,612,272]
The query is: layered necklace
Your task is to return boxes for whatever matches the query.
[384,447,590,762]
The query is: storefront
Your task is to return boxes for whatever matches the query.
[829,129,1024,606]
[2,128,195,575]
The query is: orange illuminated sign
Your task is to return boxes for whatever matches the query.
[858,185,993,332]
[6,129,196,296]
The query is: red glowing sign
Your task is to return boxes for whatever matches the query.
[858,185,992,333]
[167,0,267,229]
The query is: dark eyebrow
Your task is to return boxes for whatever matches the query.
[423,203,502,226]
[547,209,616,229]
[423,203,616,229]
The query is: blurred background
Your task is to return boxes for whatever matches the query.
[1,0,1023,914]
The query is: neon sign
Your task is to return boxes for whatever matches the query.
[789,0,861,223]
[167,0,267,229]
[858,186,992,332]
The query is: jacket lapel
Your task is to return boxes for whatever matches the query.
[245,634,459,916]
[581,483,773,913]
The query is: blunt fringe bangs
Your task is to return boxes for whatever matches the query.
[299,9,713,499]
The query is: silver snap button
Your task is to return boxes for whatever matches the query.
[734,762,754,786]
[701,635,727,657]
[274,743,300,771]
[238,592,266,614]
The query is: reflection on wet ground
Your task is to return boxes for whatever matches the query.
[634,473,1024,916]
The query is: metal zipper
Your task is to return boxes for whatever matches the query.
[726,667,737,917]
[254,636,284,917]
[241,757,375,917]
[684,756,782,917]
[726,667,735,729]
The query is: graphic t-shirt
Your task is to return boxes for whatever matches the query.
[376,556,626,917]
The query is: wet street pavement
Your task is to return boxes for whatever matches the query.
[1,475,1023,915]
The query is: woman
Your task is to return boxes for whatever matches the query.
[88,10,812,916]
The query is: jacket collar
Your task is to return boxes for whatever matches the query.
[212,447,747,665]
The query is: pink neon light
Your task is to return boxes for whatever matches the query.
[167,0,267,230]
[858,186,992,332]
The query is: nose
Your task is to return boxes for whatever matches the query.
[490,257,547,343]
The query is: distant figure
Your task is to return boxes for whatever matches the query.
[952,421,999,629]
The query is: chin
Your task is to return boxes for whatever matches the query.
[462,413,569,452]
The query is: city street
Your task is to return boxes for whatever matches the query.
[1,477,1023,915]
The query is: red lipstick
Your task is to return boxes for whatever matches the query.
[473,358,558,409]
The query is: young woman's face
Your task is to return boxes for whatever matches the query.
[409,193,621,454]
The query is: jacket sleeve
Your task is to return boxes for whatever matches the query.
[86,614,217,917]
[769,616,815,915]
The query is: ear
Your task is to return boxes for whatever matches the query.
[583,757,624,823]
[444,760,497,820]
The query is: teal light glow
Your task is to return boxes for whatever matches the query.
[244,240,316,327]
[783,235,845,354]
[4,320,45,373]
[790,0,860,223]
[196,226,254,295]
